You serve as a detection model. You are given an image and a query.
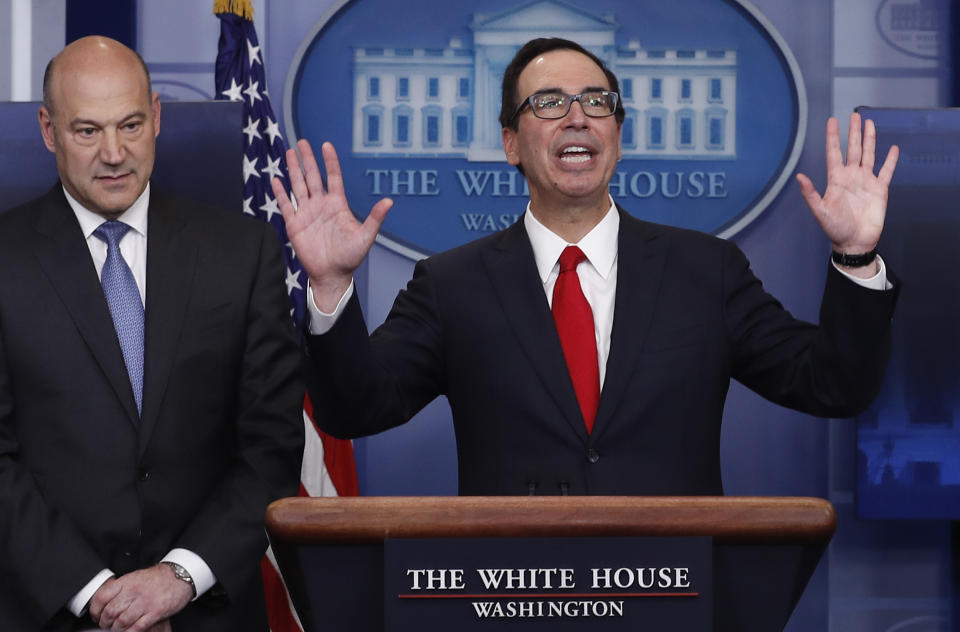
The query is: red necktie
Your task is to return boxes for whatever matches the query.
[552,246,600,433]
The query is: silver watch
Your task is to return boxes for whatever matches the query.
[162,561,197,598]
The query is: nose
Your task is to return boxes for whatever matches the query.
[99,128,124,165]
[563,98,589,127]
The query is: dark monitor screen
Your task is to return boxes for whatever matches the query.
[856,106,960,520]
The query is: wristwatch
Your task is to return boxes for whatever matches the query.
[162,561,197,598]
[831,248,878,268]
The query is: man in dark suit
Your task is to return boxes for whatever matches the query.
[0,36,304,631]
[274,38,898,496]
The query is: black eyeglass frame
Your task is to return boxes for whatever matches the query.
[511,90,621,122]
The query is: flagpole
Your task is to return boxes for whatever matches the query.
[213,2,360,629]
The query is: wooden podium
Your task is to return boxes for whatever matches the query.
[266,496,835,632]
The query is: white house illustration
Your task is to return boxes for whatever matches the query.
[351,0,737,161]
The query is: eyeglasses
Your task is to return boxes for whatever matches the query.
[513,91,620,121]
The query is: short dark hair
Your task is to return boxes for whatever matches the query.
[498,37,625,131]
[42,43,153,115]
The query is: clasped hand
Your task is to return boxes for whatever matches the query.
[88,564,192,632]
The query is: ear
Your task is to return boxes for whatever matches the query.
[38,106,57,153]
[617,121,623,161]
[502,126,520,166]
[151,93,161,138]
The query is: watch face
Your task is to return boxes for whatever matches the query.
[165,562,193,583]
[164,562,197,597]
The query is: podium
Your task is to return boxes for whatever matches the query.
[266,496,835,632]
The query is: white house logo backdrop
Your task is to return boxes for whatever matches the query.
[876,0,945,59]
[285,0,805,259]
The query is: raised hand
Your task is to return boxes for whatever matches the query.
[796,112,899,275]
[272,140,393,312]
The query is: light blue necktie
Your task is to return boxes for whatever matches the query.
[94,221,144,415]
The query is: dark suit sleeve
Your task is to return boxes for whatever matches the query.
[0,330,111,623]
[169,224,304,600]
[305,258,446,439]
[724,243,898,417]
[0,200,118,624]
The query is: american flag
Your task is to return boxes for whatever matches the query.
[214,2,359,631]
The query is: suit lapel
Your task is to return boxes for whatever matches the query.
[592,210,668,439]
[31,186,141,426]
[139,193,196,453]
[481,220,588,442]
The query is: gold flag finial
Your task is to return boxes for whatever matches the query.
[213,0,254,19]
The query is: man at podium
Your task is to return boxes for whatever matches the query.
[276,37,899,496]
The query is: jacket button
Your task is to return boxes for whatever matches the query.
[137,469,150,482]
[586,449,600,464]
[122,550,133,558]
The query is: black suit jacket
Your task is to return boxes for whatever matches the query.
[308,210,896,496]
[0,186,305,631]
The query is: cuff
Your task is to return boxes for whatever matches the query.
[161,548,216,601]
[832,255,891,291]
[67,568,114,617]
[306,279,355,335]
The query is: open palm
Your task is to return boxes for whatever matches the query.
[796,112,899,255]
[272,140,392,310]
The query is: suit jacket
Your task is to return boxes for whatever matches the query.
[307,210,897,497]
[0,186,305,631]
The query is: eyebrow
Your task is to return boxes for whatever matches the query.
[532,86,610,95]
[68,110,148,128]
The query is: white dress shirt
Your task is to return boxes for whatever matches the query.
[524,202,619,387]
[60,185,216,619]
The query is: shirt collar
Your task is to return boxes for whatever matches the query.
[524,197,619,283]
[64,182,150,240]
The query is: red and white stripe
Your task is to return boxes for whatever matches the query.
[263,395,358,632]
